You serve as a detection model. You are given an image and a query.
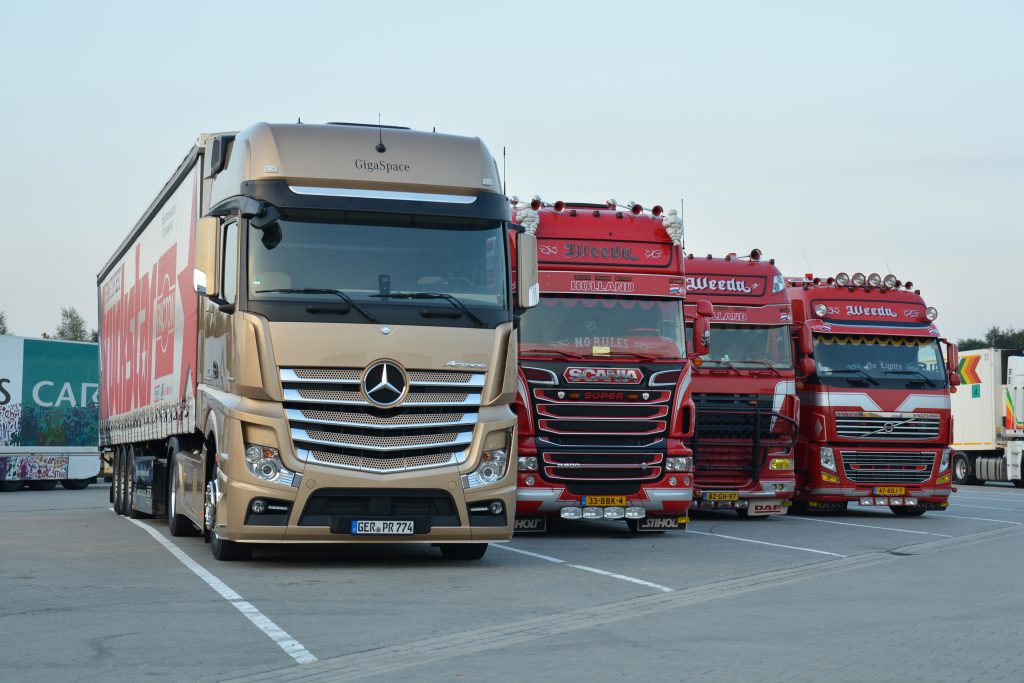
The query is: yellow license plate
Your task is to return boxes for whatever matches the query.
[874,486,906,496]
[583,495,627,506]
[705,491,739,501]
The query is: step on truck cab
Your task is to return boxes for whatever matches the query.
[786,272,958,516]
[98,122,539,560]
[684,251,798,517]
[510,198,711,533]
[949,348,1024,486]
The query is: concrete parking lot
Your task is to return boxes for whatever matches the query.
[1,483,1021,682]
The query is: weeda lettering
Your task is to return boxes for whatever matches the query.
[845,305,897,318]
[686,276,756,293]
[563,242,639,262]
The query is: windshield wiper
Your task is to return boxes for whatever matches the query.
[882,369,937,387]
[827,367,879,386]
[596,349,663,362]
[699,359,742,375]
[371,292,485,327]
[522,347,589,360]
[256,288,378,322]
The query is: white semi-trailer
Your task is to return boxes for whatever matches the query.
[950,348,1023,486]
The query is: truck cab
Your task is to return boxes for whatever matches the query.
[786,272,958,515]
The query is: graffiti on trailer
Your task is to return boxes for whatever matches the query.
[0,403,98,448]
[0,404,21,446]
[1,455,70,480]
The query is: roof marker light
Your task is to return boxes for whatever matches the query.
[628,202,643,215]
[868,273,882,287]
[925,307,938,321]
[836,272,850,286]
[553,200,565,212]
[651,205,664,217]
[852,272,866,286]
[826,277,835,285]
[750,248,762,261]
[904,281,913,289]
[883,274,898,288]
[606,198,617,208]
[530,196,542,210]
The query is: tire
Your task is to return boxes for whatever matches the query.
[206,467,252,561]
[60,479,90,490]
[789,500,808,515]
[439,543,488,560]
[168,452,198,537]
[890,505,927,517]
[953,453,978,485]
[28,480,59,491]
[0,481,24,492]
[113,447,126,515]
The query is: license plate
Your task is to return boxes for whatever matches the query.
[583,495,627,506]
[874,486,906,496]
[705,491,739,501]
[351,520,415,535]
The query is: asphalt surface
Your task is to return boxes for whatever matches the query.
[2,483,1022,682]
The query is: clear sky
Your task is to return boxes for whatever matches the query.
[1,0,1020,342]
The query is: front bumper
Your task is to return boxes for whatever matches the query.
[515,484,693,518]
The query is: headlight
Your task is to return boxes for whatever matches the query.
[820,446,836,472]
[518,456,538,472]
[939,448,951,472]
[814,303,828,317]
[462,448,510,489]
[867,273,881,287]
[665,456,693,472]
[769,457,793,470]
[244,444,295,485]
[926,307,938,321]
[883,274,898,288]
[835,272,850,286]
[852,272,866,286]
[772,275,785,293]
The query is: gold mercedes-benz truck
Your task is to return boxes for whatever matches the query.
[98,122,539,561]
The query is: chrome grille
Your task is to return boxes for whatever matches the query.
[835,412,941,441]
[541,452,663,482]
[840,451,936,484]
[281,366,482,473]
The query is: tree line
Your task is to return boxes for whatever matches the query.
[0,307,97,342]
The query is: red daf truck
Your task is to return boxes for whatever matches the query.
[684,252,798,517]
[510,198,711,532]
[787,272,958,515]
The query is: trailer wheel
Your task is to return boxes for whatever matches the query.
[890,505,927,517]
[167,452,198,537]
[28,480,58,491]
[439,544,488,560]
[0,481,24,492]
[112,448,124,513]
[953,453,978,485]
[60,479,91,490]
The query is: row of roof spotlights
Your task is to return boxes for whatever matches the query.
[802,272,914,290]
[510,195,664,217]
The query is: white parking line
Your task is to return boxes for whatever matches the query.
[787,516,952,537]
[685,530,847,557]
[953,495,1024,503]
[942,514,1023,525]
[116,512,317,665]
[953,489,1023,497]
[951,503,1024,513]
[492,544,674,592]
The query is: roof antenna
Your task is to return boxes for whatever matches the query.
[503,146,507,195]
[801,251,814,273]
[375,113,386,153]
[296,117,303,124]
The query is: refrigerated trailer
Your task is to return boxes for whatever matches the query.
[98,122,538,560]
[950,348,1023,486]
[0,336,100,491]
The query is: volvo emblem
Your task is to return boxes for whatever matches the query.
[380,326,392,335]
[362,360,408,407]
[883,422,895,433]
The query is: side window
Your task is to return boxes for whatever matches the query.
[222,221,238,303]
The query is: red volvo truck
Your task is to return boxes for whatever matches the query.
[787,271,958,515]
[510,198,711,532]
[684,251,798,517]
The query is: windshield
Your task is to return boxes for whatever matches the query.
[697,324,793,368]
[246,214,508,322]
[813,334,948,389]
[519,296,685,359]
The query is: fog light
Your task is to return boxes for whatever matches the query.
[561,507,582,520]
[821,472,840,484]
[603,507,625,519]
[489,500,504,515]
[583,507,602,519]
[905,498,918,506]
[860,498,873,506]
[518,456,538,472]
[736,500,749,509]
[524,475,536,486]
[251,498,267,514]
[625,507,645,519]
[683,476,691,486]
[668,476,678,486]
[875,497,889,505]
[937,473,951,485]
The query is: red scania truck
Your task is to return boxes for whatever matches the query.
[510,198,711,532]
[684,252,798,517]
[786,272,958,515]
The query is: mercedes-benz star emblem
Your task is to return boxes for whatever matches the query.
[363,360,408,407]
[380,326,391,335]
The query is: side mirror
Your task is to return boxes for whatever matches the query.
[696,299,714,318]
[799,324,813,356]
[945,341,961,387]
[195,216,220,299]
[516,231,539,309]
[691,316,711,357]
[797,356,816,379]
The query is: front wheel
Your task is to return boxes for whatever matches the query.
[168,454,198,537]
[206,472,252,561]
[890,505,927,517]
[28,480,58,491]
[60,479,91,490]
[439,543,488,560]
